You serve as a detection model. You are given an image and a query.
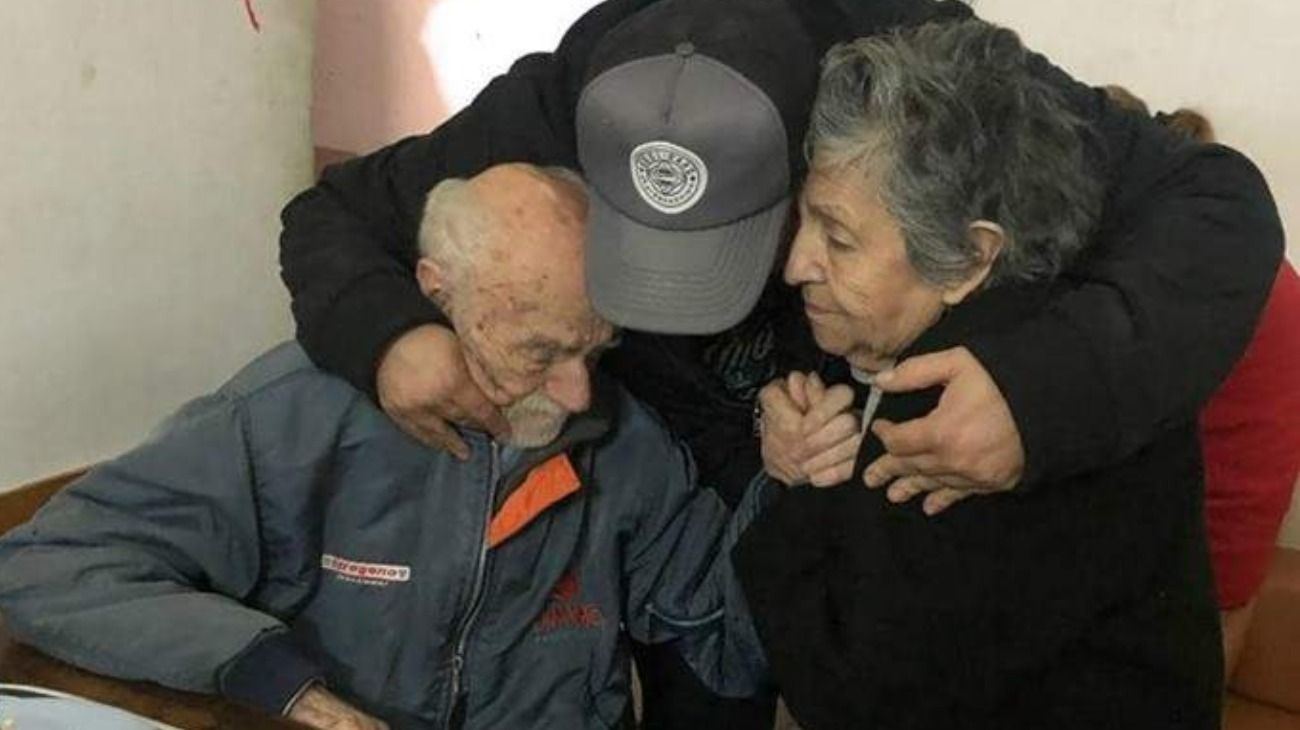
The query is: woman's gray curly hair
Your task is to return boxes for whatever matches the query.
[808,19,1103,287]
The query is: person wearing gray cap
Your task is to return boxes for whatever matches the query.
[574,7,814,334]
[276,0,1282,726]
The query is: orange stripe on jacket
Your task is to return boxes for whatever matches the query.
[487,454,582,549]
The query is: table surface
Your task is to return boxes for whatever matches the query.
[0,618,304,730]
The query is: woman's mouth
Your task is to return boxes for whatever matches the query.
[804,300,834,317]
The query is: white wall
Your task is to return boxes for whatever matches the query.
[0,1,315,490]
[972,0,1300,545]
[974,0,1298,261]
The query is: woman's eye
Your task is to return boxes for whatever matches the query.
[826,234,853,252]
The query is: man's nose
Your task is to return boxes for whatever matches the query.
[546,358,592,413]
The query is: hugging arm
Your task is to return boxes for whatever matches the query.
[873,57,1283,496]
[968,65,1284,485]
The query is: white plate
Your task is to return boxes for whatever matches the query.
[0,685,182,730]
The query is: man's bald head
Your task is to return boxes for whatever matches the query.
[415,164,614,448]
[418,163,588,301]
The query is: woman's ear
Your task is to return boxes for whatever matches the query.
[415,258,445,300]
[941,220,1006,306]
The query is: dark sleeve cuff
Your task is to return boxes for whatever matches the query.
[964,313,1118,488]
[218,630,326,715]
[300,271,448,399]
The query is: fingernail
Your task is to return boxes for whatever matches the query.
[875,369,894,384]
[863,471,879,487]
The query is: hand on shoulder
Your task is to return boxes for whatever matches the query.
[864,347,1024,515]
[376,324,509,458]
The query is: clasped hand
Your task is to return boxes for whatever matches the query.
[760,348,1026,515]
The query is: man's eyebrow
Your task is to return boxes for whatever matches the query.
[517,335,581,356]
[519,321,619,356]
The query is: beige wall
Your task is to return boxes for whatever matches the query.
[973,0,1300,546]
[0,1,315,490]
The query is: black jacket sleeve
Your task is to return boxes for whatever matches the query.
[279,0,655,393]
[965,57,1284,485]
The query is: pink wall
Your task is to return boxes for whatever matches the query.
[313,0,447,157]
[312,0,600,160]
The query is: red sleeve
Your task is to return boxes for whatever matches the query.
[1200,262,1300,608]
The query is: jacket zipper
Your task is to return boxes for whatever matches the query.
[444,440,499,730]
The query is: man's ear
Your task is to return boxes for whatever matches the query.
[415,257,445,299]
[941,220,1006,306]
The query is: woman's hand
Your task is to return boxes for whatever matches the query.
[800,373,863,486]
[375,324,511,458]
[760,372,861,487]
[759,374,812,486]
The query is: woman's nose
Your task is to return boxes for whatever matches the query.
[785,223,822,285]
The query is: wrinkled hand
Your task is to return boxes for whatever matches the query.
[862,347,1024,516]
[287,685,389,730]
[760,372,861,487]
[759,374,812,486]
[375,324,509,459]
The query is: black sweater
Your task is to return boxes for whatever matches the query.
[278,0,1283,502]
[734,283,1223,730]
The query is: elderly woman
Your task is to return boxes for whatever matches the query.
[735,20,1221,730]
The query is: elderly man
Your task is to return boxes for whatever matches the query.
[0,164,766,730]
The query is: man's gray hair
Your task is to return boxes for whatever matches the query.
[418,166,587,280]
[808,20,1102,287]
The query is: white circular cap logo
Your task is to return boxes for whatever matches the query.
[629,141,708,214]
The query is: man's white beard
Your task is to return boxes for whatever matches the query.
[503,391,569,448]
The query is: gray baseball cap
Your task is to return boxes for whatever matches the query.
[576,0,818,334]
